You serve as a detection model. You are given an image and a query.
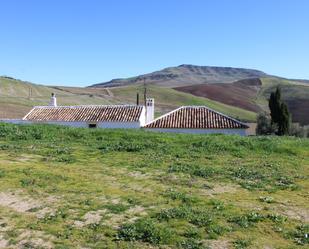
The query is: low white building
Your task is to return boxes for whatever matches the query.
[17,94,155,128]
[143,106,248,135]
[1,94,248,135]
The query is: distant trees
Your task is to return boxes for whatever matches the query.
[268,87,291,135]
[256,87,291,136]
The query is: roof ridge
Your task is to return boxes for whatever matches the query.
[32,104,143,108]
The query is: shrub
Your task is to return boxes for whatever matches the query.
[259,196,274,203]
[287,224,309,245]
[209,199,225,210]
[0,169,5,178]
[168,163,218,179]
[178,238,208,249]
[289,123,308,138]
[104,203,129,214]
[233,238,251,249]
[256,112,276,135]
[229,212,264,228]
[183,226,202,239]
[164,189,197,203]
[20,178,36,187]
[157,206,212,227]
[117,218,172,245]
[267,214,287,223]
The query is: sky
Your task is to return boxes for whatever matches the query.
[0,0,309,86]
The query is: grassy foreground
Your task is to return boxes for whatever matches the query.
[0,124,308,249]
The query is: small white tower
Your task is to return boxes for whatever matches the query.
[49,93,57,107]
[146,98,154,123]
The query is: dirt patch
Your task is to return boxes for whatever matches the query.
[0,191,57,220]
[200,183,239,196]
[17,230,54,249]
[103,205,147,229]
[206,239,230,249]
[277,204,309,222]
[35,207,55,219]
[128,171,149,179]
[0,234,8,249]
[0,191,41,213]
[0,218,10,232]
[74,210,107,228]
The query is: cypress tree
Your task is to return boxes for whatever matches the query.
[279,102,291,135]
[269,87,281,125]
[268,86,291,136]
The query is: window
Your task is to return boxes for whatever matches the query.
[88,123,97,128]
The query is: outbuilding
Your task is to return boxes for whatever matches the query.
[144,106,248,135]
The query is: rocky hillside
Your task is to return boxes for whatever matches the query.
[90,65,269,88]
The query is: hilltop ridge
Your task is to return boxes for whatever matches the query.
[90,64,269,88]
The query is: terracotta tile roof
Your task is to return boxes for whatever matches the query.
[23,105,143,122]
[144,106,248,129]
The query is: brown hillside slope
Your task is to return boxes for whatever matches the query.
[175,78,262,112]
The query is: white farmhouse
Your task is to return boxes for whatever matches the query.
[143,106,248,135]
[1,93,249,135]
[20,94,155,128]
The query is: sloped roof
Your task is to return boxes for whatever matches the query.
[144,106,248,129]
[23,105,144,122]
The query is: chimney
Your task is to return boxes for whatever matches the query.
[49,93,57,107]
[145,98,154,123]
[136,92,139,105]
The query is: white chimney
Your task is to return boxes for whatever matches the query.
[49,93,57,107]
[146,98,154,123]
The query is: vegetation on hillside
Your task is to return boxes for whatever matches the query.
[0,123,308,248]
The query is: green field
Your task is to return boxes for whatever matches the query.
[0,123,308,248]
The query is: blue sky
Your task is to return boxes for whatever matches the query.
[0,0,308,86]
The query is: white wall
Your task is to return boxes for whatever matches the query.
[0,119,141,129]
[0,119,31,125]
[145,128,247,136]
[97,121,141,129]
[139,107,146,127]
[145,98,154,124]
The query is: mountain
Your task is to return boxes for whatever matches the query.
[90,64,269,88]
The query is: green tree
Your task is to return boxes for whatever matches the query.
[279,102,291,135]
[268,87,291,136]
[256,112,275,135]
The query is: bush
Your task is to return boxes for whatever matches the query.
[117,218,172,245]
[287,224,309,245]
[168,163,218,179]
[256,112,276,135]
[233,238,251,249]
[229,212,264,228]
[289,124,309,138]
[164,189,197,203]
[104,203,130,214]
[178,238,208,249]
[157,206,213,227]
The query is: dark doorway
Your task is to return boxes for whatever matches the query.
[88,123,97,128]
